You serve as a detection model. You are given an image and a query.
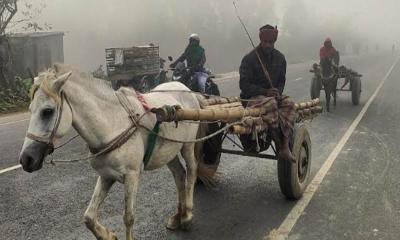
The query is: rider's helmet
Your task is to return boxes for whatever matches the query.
[189,33,200,43]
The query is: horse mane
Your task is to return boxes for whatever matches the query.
[30,64,114,102]
[30,69,60,103]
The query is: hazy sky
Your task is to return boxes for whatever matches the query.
[11,0,400,73]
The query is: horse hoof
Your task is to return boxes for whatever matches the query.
[166,214,181,231]
[180,220,193,231]
[103,234,117,240]
[180,213,193,231]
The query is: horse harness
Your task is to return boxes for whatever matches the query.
[26,89,159,166]
[88,90,142,156]
[26,92,68,154]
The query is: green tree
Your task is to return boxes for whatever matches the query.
[0,0,17,35]
[0,0,50,113]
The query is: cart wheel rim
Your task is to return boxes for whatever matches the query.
[298,142,309,183]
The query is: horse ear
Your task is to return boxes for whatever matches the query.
[52,71,72,93]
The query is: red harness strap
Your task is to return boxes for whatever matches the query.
[136,92,151,111]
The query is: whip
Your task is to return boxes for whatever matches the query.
[233,1,274,88]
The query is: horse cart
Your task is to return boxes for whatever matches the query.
[151,96,322,199]
[310,63,362,111]
[105,45,165,92]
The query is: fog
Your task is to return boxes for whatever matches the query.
[14,0,400,73]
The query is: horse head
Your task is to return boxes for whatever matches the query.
[19,71,73,172]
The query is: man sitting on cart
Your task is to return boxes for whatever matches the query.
[239,24,296,163]
[320,38,340,77]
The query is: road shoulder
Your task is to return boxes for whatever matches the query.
[0,111,30,125]
[288,58,400,240]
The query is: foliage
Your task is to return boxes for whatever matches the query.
[5,0,52,33]
[0,76,30,113]
[0,0,50,113]
[0,0,17,35]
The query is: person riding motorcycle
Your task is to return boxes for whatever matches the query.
[239,24,296,163]
[170,34,208,92]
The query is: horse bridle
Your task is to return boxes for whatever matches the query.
[26,92,67,154]
[25,88,145,160]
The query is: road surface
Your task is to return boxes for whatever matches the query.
[0,52,399,240]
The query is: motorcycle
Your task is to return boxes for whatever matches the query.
[168,56,220,96]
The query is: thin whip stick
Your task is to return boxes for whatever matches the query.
[233,1,274,88]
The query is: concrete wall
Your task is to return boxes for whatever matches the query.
[8,32,64,78]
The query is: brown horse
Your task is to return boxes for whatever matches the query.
[320,57,339,112]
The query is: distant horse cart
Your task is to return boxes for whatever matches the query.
[105,45,167,92]
[310,63,362,112]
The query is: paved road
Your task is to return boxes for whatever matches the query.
[0,52,399,240]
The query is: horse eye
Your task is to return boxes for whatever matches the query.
[41,108,55,119]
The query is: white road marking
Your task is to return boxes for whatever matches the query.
[265,56,400,240]
[294,77,303,82]
[0,164,22,175]
[0,118,29,127]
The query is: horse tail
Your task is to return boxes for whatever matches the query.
[195,122,219,187]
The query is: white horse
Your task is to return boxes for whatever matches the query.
[18,64,205,240]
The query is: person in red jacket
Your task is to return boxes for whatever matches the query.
[320,38,340,77]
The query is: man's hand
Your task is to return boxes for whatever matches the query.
[266,88,279,97]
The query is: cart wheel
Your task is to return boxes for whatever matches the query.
[310,77,321,100]
[139,78,149,93]
[111,80,120,90]
[196,122,224,185]
[277,124,312,200]
[351,77,361,105]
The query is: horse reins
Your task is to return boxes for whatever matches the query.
[35,89,244,164]
[87,91,142,155]
[26,92,67,154]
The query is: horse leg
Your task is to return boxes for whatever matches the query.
[325,86,331,112]
[166,157,187,231]
[332,79,337,107]
[333,88,337,107]
[123,170,140,240]
[180,143,198,230]
[84,176,117,240]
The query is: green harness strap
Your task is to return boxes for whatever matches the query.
[143,121,161,168]
[143,106,177,167]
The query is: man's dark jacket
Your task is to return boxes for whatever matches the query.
[174,44,206,71]
[239,46,287,99]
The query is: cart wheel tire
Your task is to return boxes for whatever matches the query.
[140,79,149,93]
[111,80,120,90]
[310,77,321,100]
[351,77,361,105]
[195,122,224,185]
[277,125,312,200]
